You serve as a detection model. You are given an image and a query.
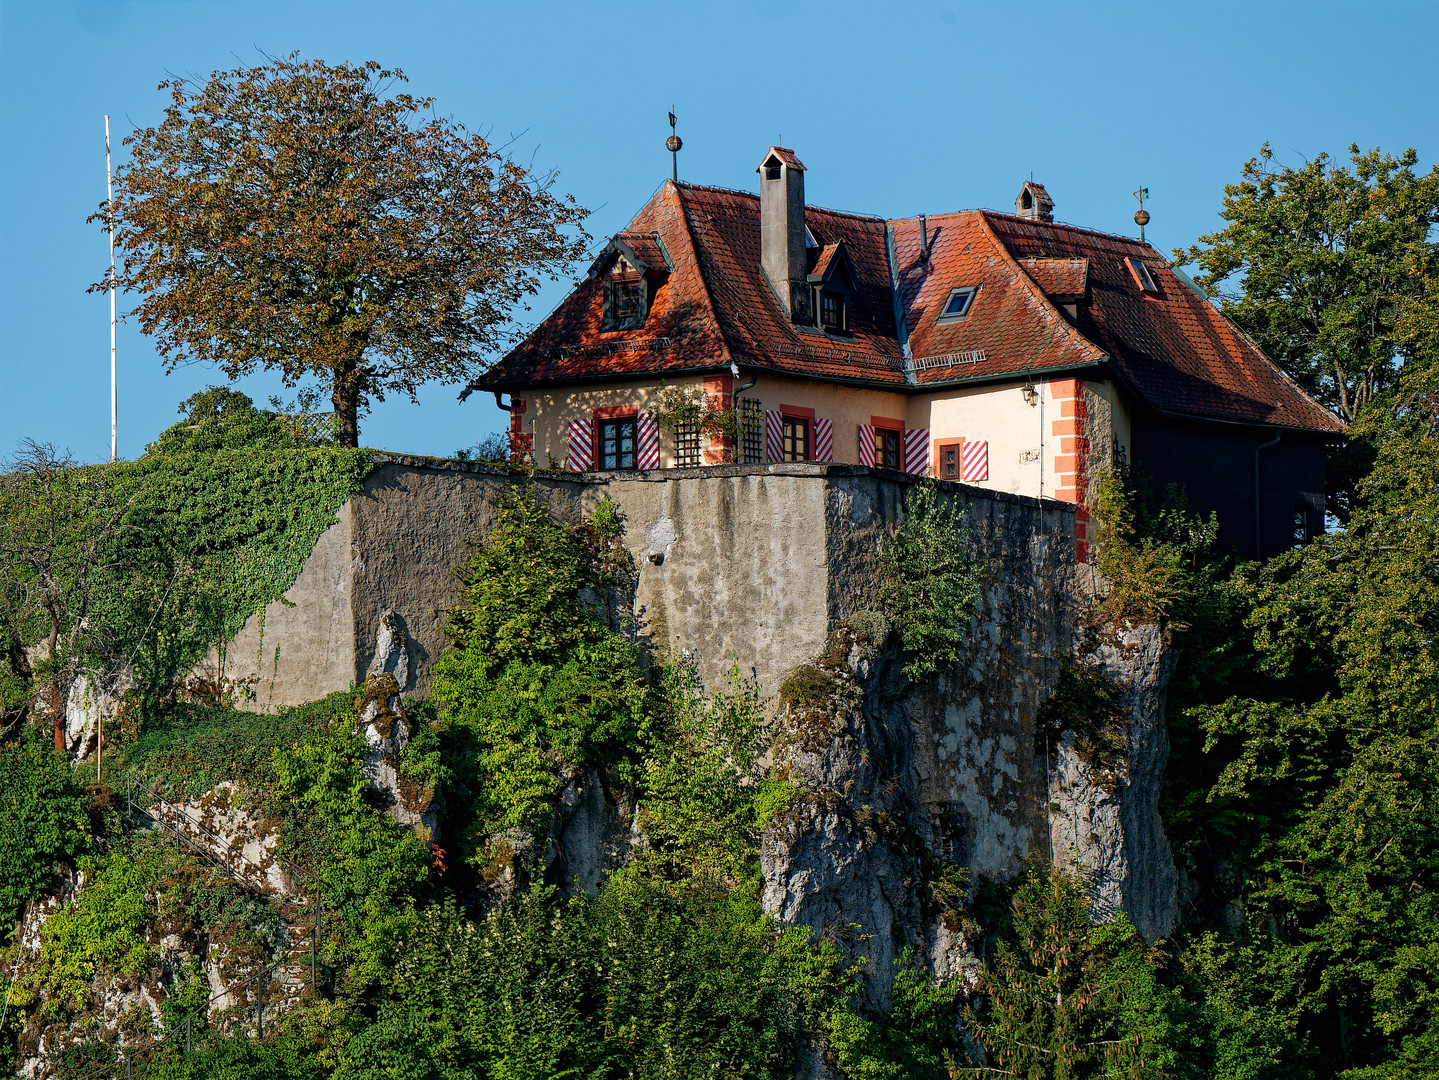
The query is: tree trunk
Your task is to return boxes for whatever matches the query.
[331,361,362,449]
[49,621,63,753]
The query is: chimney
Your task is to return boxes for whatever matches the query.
[757,147,810,323]
[1015,180,1054,223]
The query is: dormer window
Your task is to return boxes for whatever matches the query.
[820,291,847,331]
[1125,257,1160,294]
[938,287,978,321]
[605,256,647,330]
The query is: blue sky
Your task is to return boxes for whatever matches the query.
[2,0,1436,463]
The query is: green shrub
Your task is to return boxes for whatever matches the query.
[1091,469,1219,631]
[0,728,92,944]
[636,659,792,884]
[431,487,649,848]
[880,481,980,681]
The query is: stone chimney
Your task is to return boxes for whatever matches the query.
[1015,180,1054,223]
[758,147,811,323]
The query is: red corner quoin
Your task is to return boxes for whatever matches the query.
[1049,378,1091,562]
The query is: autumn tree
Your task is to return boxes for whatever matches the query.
[96,55,590,446]
[1175,145,1439,426]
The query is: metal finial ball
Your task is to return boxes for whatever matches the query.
[1134,209,1150,227]
[666,135,682,153]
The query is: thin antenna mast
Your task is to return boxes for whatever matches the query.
[106,115,117,463]
[665,109,682,183]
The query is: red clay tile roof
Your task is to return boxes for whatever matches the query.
[614,232,671,273]
[808,243,842,282]
[892,212,1106,383]
[1019,257,1088,302]
[473,178,1341,435]
[983,212,1342,432]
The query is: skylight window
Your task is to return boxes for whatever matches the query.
[1125,257,1160,294]
[938,287,977,321]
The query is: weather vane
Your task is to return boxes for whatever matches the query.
[1133,187,1150,243]
[666,109,682,183]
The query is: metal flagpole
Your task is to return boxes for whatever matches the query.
[106,115,117,463]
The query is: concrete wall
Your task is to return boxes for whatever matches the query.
[222,457,1081,709]
[216,456,1176,937]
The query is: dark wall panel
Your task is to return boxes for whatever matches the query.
[1130,414,1327,561]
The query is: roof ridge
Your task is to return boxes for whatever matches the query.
[983,209,1158,251]
[672,181,887,224]
[975,211,1107,368]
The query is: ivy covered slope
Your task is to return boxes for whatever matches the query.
[0,387,372,729]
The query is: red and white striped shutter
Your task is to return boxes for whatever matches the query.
[636,412,660,470]
[812,418,833,462]
[960,439,988,482]
[567,418,594,472]
[903,427,930,475]
[765,410,784,462]
[859,424,876,467]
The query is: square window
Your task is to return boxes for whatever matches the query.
[874,428,901,469]
[939,287,977,320]
[782,417,809,461]
[614,279,643,321]
[937,441,961,479]
[600,417,638,470]
[674,423,701,468]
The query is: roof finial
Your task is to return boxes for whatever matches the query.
[1133,186,1150,243]
[666,109,682,183]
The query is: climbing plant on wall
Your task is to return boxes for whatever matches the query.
[0,388,372,706]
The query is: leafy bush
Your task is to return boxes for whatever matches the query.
[880,481,980,681]
[1091,468,1219,631]
[26,843,167,1023]
[431,487,648,846]
[0,729,92,943]
[124,692,350,800]
[636,659,793,884]
[960,862,1197,1078]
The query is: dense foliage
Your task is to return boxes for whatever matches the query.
[0,730,92,944]
[880,480,981,681]
[11,136,1439,1074]
[96,54,590,445]
[0,388,370,719]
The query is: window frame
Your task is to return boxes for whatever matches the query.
[597,414,639,471]
[673,422,702,468]
[937,287,978,323]
[820,290,848,333]
[782,415,811,462]
[1124,257,1161,295]
[874,427,902,470]
[935,439,962,480]
[602,258,648,331]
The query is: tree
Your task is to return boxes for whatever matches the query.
[0,442,129,751]
[96,55,590,447]
[960,863,1195,1079]
[1175,145,1439,426]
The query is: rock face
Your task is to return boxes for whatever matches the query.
[754,482,1180,1005]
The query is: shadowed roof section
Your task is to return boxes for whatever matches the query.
[983,211,1342,432]
[472,180,1342,434]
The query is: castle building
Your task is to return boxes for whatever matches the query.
[466,148,1342,560]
